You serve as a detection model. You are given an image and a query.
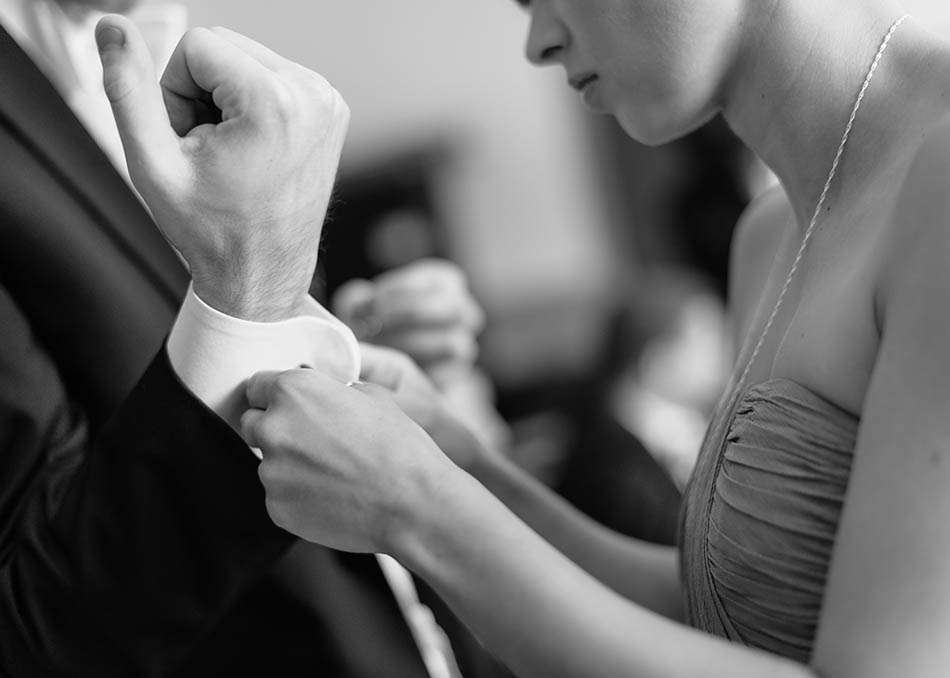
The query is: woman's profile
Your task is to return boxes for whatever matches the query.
[242,1,950,675]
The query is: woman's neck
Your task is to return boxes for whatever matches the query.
[721,0,946,226]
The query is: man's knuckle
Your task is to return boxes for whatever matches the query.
[265,81,298,123]
[182,27,212,53]
[334,93,351,125]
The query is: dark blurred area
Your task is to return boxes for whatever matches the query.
[313,145,452,299]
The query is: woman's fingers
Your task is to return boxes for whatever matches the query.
[245,367,344,410]
[208,26,296,74]
[245,370,285,409]
[239,407,266,448]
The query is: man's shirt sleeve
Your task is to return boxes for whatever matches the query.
[167,285,361,432]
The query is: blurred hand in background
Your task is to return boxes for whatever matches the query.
[333,259,484,383]
[334,259,511,453]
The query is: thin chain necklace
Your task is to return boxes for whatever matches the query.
[732,13,911,397]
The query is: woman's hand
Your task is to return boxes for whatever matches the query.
[359,343,498,474]
[241,368,459,553]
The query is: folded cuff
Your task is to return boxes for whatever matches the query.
[167,285,361,433]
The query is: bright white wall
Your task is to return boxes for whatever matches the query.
[172,0,618,316]
[903,0,950,33]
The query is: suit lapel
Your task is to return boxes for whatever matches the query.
[0,24,187,302]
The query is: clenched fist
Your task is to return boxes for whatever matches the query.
[96,16,349,320]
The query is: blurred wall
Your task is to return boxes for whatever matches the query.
[159,0,950,385]
[904,0,950,33]
[172,0,619,321]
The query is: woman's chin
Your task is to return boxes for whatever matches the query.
[614,113,674,147]
[615,106,712,148]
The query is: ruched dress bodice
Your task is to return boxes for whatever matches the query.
[679,378,859,663]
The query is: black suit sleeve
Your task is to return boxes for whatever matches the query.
[0,289,294,676]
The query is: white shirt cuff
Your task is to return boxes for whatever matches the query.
[167,285,361,433]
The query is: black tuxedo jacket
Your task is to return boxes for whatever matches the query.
[0,24,501,678]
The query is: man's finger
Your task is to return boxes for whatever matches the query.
[160,27,273,127]
[209,26,295,73]
[97,15,180,179]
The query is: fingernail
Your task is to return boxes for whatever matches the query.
[96,25,126,52]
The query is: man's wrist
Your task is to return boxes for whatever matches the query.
[192,273,311,322]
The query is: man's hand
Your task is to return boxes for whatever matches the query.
[333,260,485,380]
[96,17,349,320]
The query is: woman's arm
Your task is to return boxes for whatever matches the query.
[359,343,682,619]
[468,451,682,620]
[808,118,950,677]
[397,462,810,678]
[242,370,811,678]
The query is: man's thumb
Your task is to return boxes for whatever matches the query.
[96,15,178,179]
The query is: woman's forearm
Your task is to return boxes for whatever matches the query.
[469,453,683,619]
[394,472,813,678]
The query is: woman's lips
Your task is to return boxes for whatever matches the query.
[569,74,603,111]
[569,73,599,92]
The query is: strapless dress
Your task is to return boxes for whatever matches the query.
[679,378,859,663]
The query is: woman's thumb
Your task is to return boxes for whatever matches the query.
[96,15,179,182]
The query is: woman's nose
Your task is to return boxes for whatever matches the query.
[524,6,569,65]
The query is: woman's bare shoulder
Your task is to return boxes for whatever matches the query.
[728,184,793,339]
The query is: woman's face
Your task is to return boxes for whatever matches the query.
[517,0,743,145]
